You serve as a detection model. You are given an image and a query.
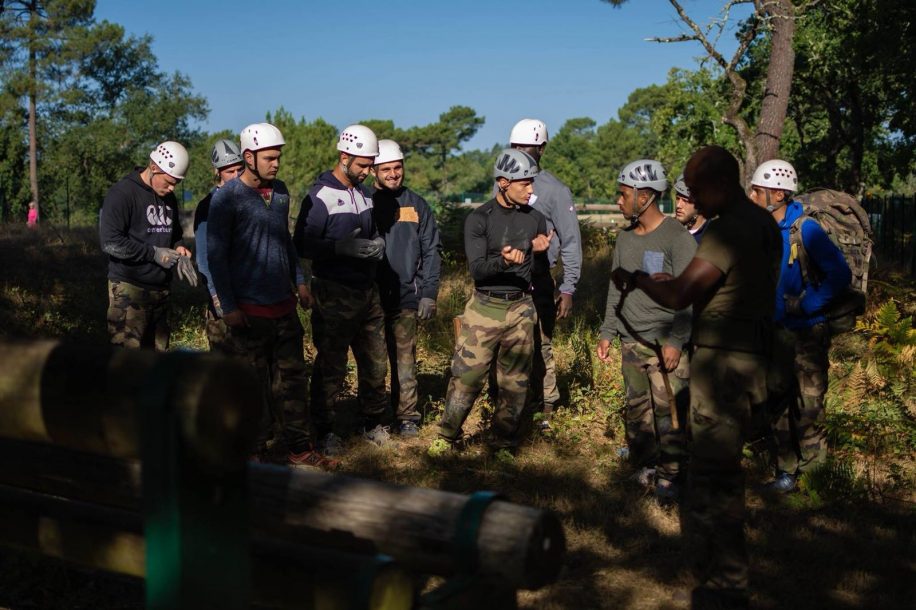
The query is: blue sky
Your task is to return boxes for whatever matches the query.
[94,0,751,150]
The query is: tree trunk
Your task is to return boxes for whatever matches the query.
[754,0,796,164]
[27,6,39,220]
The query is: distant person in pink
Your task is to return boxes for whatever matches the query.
[26,201,38,227]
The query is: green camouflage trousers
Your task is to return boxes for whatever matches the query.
[222,312,311,453]
[620,341,688,481]
[767,323,831,474]
[438,292,536,448]
[107,280,170,351]
[685,346,767,598]
[310,278,388,435]
[385,309,421,423]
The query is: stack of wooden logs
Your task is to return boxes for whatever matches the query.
[0,340,565,610]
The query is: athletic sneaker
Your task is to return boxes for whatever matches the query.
[763,471,798,494]
[398,420,420,438]
[362,424,391,447]
[655,478,680,505]
[318,432,344,457]
[287,449,339,471]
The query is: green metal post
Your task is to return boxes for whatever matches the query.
[141,352,251,610]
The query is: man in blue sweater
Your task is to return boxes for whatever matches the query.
[749,159,852,493]
[207,123,316,467]
[371,139,442,437]
[294,125,389,455]
[193,139,244,352]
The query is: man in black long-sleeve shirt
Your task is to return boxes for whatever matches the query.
[436,149,551,451]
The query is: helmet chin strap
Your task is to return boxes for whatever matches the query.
[498,184,525,207]
[245,151,268,184]
[626,190,656,227]
[764,189,786,213]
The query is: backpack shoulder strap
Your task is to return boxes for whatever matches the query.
[789,214,815,287]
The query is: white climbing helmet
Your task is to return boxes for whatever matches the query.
[240,123,285,153]
[337,124,379,157]
[751,159,798,193]
[509,118,549,146]
[618,159,668,193]
[150,141,189,180]
[494,148,539,181]
[375,139,404,165]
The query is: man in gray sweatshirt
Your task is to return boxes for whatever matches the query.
[597,159,696,501]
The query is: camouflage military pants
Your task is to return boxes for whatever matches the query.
[205,301,229,354]
[685,346,767,599]
[487,291,559,417]
[767,324,831,474]
[385,309,421,424]
[310,278,388,436]
[106,280,170,351]
[619,341,688,482]
[438,292,536,448]
[222,312,311,453]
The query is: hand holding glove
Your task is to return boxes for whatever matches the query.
[335,228,385,260]
[417,297,437,320]
[175,255,198,287]
[153,246,181,269]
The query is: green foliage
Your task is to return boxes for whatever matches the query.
[0,3,208,223]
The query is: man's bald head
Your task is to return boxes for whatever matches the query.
[684,145,744,217]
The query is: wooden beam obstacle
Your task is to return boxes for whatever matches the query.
[0,340,566,609]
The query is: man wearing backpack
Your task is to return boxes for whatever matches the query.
[749,159,852,493]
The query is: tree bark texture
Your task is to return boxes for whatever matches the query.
[754,0,796,165]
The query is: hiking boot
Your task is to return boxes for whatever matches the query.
[536,419,552,434]
[655,478,680,505]
[616,446,630,461]
[287,449,339,471]
[362,424,391,447]
[397,420,419,438]
[318,432,344,457]
[763,471,797,494]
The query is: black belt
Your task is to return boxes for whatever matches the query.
[476,289,528,302]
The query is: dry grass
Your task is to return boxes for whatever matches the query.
[0,225,914,609]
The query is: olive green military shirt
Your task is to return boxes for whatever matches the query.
[692,199,781,353]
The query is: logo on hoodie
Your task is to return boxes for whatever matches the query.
[146,204,173,233]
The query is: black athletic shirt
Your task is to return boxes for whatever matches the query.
[463,198,547,293]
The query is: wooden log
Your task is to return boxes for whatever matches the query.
[0,484,414,610]
[0,340,262,469]
[0,439,566,590]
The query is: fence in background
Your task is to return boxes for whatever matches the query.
[863,194,916,276]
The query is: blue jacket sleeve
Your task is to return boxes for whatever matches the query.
[417,198,442,300]
[294,195,335,260]
[195,220,216,296]
[800,220,852,315]
[206,190,237,314]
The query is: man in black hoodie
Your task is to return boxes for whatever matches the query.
[99,141,196,351]
[371,139,442,437]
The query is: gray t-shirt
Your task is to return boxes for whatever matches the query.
[599,216,697,347]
